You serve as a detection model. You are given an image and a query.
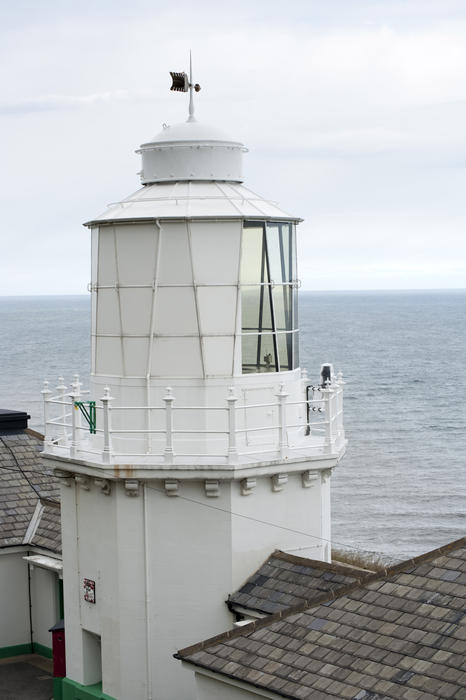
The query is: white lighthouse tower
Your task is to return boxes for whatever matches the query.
[42,66,346,700]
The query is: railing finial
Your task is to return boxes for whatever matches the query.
[100,387,113,464]
[227,387,238,464]
[163,387,175,464]
[276,383,289,456]
[41,380,52,444]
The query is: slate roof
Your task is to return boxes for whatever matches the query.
[228,551,370,616]
[0,430,61,553]
[31,499,62,553]
[178,538,466,699]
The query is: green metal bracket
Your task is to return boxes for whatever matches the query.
[74,401,96,434]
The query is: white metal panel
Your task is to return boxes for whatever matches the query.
[139,143,244,185]
[122,338,149,377]
[151,337,203,377]
[115,224,158,285]
[119,288,153,335]
[86,183,300,226]
[157,222,193,285]
[91,228,99,373]
[190,221,241,284]
[91,228,99,286]
[95,337,123,375]
[202,337,234,377]
[137,120,246,185]
[197,286,237,335]
[96,289,120,335]
[154,287,198,335]
[97,228,117,285]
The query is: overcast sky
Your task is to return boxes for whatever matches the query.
[1,0,466,293]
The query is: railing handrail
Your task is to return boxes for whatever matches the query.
[42,372,345,464]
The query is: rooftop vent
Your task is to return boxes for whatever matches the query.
[0,409,30,434]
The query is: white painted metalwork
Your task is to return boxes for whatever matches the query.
[41,380,52,444]
[41,372,345,467]
[135,121,247,185]
[85,182,299,225]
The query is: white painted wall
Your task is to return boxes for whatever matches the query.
[230,470,325,589]
[195,672,279,700]
[59,465,332,700]
[146,480,234,700]
[61,477,235,700]
[0,551,29,648]
[0,550,60,653]
[30,565,58,649]
[60,478,121,695]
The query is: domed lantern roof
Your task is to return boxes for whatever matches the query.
[136,118,247,184]
[86,64,300,226]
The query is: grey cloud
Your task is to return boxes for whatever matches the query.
[0,89,152,116]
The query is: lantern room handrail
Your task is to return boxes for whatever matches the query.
[41,373,345,465]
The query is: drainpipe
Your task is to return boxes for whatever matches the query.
[27,551,34,653]
[143,483,152,699]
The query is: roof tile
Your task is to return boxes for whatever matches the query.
[180,538,466,700]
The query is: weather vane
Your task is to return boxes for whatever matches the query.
[169,51,201,122]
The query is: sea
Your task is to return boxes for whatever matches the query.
[0,291,464,561]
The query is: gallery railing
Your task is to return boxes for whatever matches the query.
[41,373,345,465]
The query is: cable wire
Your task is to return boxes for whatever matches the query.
[144,483,385,557]
[0,436,45,499]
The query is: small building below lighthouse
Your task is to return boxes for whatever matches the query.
[41,66,346,700]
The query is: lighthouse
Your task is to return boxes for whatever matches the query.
[41,66,346,700]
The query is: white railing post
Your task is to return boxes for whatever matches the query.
[323,379,334,453]
[101,387,113,464]
[227,387,238,464]
[163,387,175,464]
[41,380,52,445]
[72,373,82,438]
[276,384,289,457]
[69,390,78,458]
[332,372,340,449]
[56,376,68,443]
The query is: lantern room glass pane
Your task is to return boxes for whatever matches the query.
[242,286,273,333]
[240,223,265,284]
[281,223,292,282]
[241,220,299,374]
[265,224,282,283]
[293,329,300,369]
[266,222,293,284]
[291,223,297,281]
[242,333,277,373]
[272,286,293,332]
[277,332,294,372]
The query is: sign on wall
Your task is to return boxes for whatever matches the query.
[83,578,96,604]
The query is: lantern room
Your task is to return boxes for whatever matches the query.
[86,118,301,386]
